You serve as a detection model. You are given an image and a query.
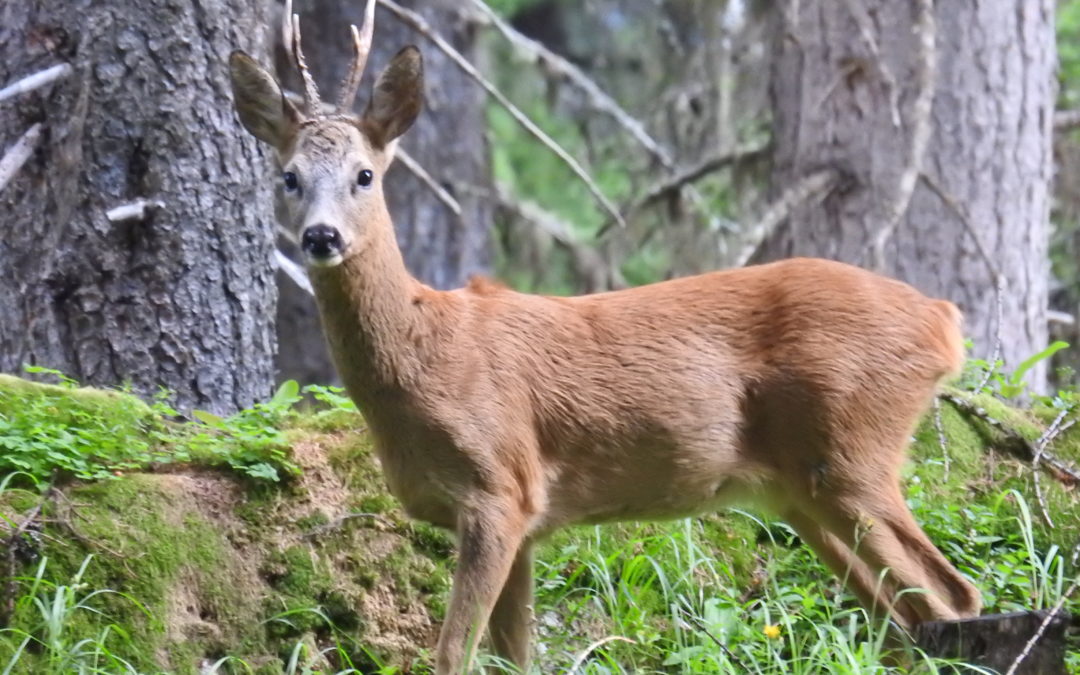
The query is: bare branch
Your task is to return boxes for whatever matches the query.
[105,198,165,223]
[273,249,314,296]
[1003,585,1077,675]
[868,0,935,264]
[376,0,625,229]
[396,148,462,216]
[1031,411,1074,529]
[1054,108,1080,131]
[621,142,769,220]
[0,123,43,194]
[932,396,950,481]
[734,168,843,267]
[483,182,624,291]
[471,0,674,169]
[0,63,72,104]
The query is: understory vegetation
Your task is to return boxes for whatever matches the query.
[0,361,1078,674]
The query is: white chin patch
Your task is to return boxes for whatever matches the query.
[305,253,344,268]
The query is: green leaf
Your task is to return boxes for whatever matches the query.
[191,410,226,429]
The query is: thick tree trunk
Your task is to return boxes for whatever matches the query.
[275,0,492,386]
[760,1,1054,388]
[0,0,278,414]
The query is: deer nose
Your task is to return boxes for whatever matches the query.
[301,224,343,259]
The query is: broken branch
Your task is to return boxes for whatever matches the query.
[0,63,73,104]
[0,123,43,194]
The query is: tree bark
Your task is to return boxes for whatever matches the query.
[275,0,492,386]
[760,0,1054,388]
[0,0,278,414]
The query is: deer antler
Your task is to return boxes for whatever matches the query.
[283,0,322,114]
[337,0,376,112]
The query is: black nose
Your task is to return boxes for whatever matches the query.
[301,224,342,258]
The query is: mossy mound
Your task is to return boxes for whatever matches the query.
[0,375,1078,673]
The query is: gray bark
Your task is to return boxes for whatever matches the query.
[760,1,1054,388]
[275,0,492,386]
[0,0,278,414]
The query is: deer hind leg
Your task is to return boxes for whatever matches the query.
[435,498,529,675]
[807,482,982,627]
[782,508,910,625]
[488,540,534,671]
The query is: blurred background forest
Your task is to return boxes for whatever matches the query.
[2,0,1080,412]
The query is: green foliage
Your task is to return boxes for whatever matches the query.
[0,371,303,485]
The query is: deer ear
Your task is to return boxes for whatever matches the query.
[362,46,423,150]
[229,51,301,150]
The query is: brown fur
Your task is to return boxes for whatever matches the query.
[229,46,981,674]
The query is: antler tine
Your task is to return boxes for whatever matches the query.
[336,0,376,112]
[287,6,322,115]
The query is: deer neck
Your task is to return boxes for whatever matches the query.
[307,219,426,401]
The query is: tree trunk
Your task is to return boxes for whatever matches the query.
[0,0,278,414]
[274,0,492,386]
[760,0,1054,388]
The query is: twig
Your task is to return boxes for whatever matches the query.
[1031,411,1074,529]
[470,0,674,169]
[0,63,73,104]
[105,198,165,223]
[376,0,625,229]
[734,168,843,267]
[1054,108,1080,131]
[839,0,900,126]
[941,393,1080,487]
[680,610,753,673]
[395,148,462,216]
[617,142,769,222]
[932,396,950,481]
[1002,583,1077,675]
[2,488,53,626]
[0,123,43,194]
[273,249,314,296]
[567,636,635,674]
[301,512,393,539]
[868,0,935,265]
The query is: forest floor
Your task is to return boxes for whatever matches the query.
[0,372,1078,674]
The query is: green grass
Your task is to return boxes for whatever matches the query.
[0,367,1078,673]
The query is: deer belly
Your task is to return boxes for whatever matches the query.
[545,443,767,526]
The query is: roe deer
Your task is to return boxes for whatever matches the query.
[228,3,981,671]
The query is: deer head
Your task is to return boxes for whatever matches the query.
[228,0,422,267]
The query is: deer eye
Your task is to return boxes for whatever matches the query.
[282,171,299,192]
[357,169,373,188]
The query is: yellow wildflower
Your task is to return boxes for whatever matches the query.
[763,624,781,639]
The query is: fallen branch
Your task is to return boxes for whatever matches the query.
[105,198,165,223]
[471,0,674,169]
[0,123,43,194]
[377,0,625,229]
[1002,580,1078,675]
[734,168,843,267]
[941,393,1080,488]
[568,636,636,674]
[0,63,72,104]
[1031,410,1072,528]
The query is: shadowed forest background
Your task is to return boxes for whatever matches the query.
[2,1,1080,673]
